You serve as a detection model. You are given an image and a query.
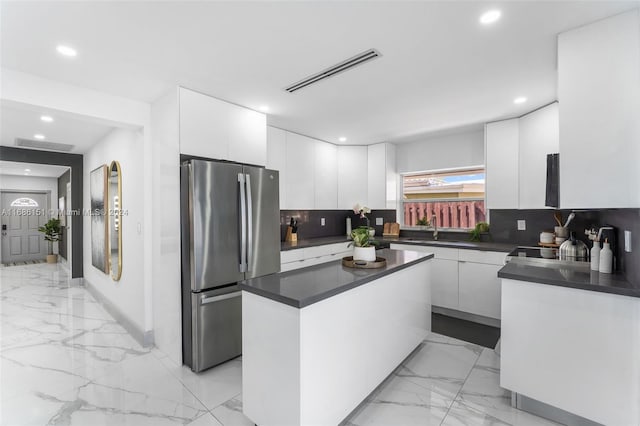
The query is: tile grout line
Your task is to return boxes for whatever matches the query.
[438,348,483,426]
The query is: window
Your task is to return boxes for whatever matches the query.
[402,167,486,230]
[10,197,39,207]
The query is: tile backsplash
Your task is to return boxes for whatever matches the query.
[280,209,397,241]
[489,208,639,284]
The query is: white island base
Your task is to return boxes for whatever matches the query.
[242,260,431,426]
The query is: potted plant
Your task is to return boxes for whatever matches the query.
[416,216,430,230]
[38,218,62,264]
[469,222,490,242]
[349,226,377,261]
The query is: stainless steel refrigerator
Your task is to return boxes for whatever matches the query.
[180,159,280,372]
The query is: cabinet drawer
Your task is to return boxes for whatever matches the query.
[458,250,507,266]
[281,249,305,264]
[391,244,458,261]
[304,242,350,259]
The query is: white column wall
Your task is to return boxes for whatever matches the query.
[83,128,147,335]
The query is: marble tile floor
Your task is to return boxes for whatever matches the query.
[1,263,557,426]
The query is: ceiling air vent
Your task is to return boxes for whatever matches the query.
[285,48,382,93]
[15,138,74,152]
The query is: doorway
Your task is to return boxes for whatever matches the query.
[0,191,49,264]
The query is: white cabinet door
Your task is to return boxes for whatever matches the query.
[367,143,386,209]
[558,9,640,208]
[267,126,287,209]
[179,87,266,165]
[519,103,559,209]
[338,145,368,209]
[458,261,502,319]
[179,87,228,160]
[366,143,397,210]
[314,141,338,209]
[431,259,459,310]
[228,105,266,166]
[485,119,519,209]
[285,132,315,209]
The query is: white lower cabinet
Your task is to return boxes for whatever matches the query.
[390,244,505,320]
[431,259,459,310]
[458,261,502,319]
[281,242,351,272]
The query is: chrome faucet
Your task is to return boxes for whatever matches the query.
[432,214,438,241]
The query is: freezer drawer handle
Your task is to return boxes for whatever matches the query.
[238,173,247,273]
[201,291,242,305]
[245,173,253,272]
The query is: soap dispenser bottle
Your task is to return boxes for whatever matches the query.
[599,238,613,274]
[590,240,600,271]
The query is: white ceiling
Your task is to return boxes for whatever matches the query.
[0,160,69,178]
[1,1,638,145]
[0,102,116,153]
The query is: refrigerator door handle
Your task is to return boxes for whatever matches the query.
[238,173,247,273]
[245,173,253,272]
[201,291,242,305]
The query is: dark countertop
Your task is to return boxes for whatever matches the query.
[239,248,434,308]
[280,235,351,251]
[498,262,640,298]
[281,235,515,253]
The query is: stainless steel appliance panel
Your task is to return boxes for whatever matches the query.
[243,166,281,280]
[191,285,242,372]
[188,160,245,291]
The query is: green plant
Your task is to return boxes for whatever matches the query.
[38,218,62,255]
[469,222,490,242]
[349,226,378,248]
[416,217,430,226]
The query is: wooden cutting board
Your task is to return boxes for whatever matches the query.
[383,222,400,237]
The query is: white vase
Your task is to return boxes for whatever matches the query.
[353,246,376,262]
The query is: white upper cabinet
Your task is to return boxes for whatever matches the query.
[367,143,397,210]
[485,119,519,209]
[337,145,368,209]
[558,9,640,208]
[518,103,559,209]
[285,132,315,209]
[228,105,267,166]
[314,141,338,209]
[178,87,266,166]
[266,127,287,208]
[179,87,229,160]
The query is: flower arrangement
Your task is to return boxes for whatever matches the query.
[353,204,371,230]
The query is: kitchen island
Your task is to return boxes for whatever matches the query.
[239,248,433,426]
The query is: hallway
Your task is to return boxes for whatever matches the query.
[0,263,242,426]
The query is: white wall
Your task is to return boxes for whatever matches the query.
[396,129,484,173]
[0,174,60,257]
[83,127,148,336]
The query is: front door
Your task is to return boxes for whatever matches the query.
[1,191,49,263]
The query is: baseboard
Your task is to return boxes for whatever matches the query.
[512,392,602,426]
[84,279,155,348]
[432,306,501,328]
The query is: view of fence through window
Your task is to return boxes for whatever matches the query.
[402,168,486,229]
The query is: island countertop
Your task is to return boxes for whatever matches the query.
[239,248,434,308]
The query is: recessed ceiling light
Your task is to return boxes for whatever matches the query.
[480,10,501,25]
[24,168,31,172]
[339,137,347,142]
[513,96,527,104]
[258,105,269,112]
[56,45,77,57]
[34,134,46,140]
[40,115,54,123]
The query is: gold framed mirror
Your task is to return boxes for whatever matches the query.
[109,161,122,281]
